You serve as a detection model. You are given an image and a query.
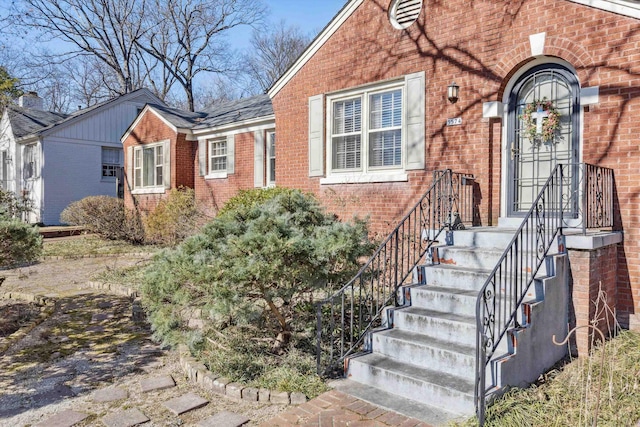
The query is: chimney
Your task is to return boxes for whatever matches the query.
[18,92,44,111]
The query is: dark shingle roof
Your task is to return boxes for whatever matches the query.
[6,105,69,138]
[194,94,273,129]
[146,103,207,129]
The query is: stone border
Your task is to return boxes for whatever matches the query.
[87,278,310,406]
[87,281,139,298]
[178,348,308,406]
[43,252,153,260]
[0,293,56,354]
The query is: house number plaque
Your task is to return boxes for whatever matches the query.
[447,117,462,126]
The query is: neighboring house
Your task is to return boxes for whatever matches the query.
[263,0,640,422]
[122,94,275,215]
[0,89,164,224]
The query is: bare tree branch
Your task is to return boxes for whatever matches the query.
[139,0,266,111]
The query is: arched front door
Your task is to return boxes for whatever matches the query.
[507,64,580,216]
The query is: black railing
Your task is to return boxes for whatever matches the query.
[475,163,614,425]
[581,163,614,232]
[316,169,474,375]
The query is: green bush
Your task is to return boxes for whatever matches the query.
[0,188,30,220]
[144,187,206,246]
[0,219,42,268]
[60,196,144,243]
[216,187,299,217]
[141,189,373,395]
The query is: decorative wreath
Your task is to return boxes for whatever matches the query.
[520,98,561,144]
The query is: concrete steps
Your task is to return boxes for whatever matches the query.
[347,353,475,415]
[344,227,568,424]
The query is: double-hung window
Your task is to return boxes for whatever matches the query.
[329,86,404,176]
[267,131,276,186]
[209,139,227,173]
[23,144,38,180]
[134,144,163,189]
[102,147,121,179]
[312,72,424,184]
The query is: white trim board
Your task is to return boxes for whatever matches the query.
[568,0,640,18]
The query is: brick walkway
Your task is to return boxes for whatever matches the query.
[262,390,433,427]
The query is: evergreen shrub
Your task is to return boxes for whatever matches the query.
[141,189,373,396]
[0,219,42,268]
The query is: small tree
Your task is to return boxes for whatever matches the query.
[142,189,373,352]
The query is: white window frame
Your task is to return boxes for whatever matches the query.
[208,138,228,177]
[322,80,409,184]
[1,150,8,190]
[22,144,38,180]
[133,142,164,191]
[101,147,122,181]
[266,131,276,187]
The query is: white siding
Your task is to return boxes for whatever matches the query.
[42,139,117,225]
[48,96,150,143]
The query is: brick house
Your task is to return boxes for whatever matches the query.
[122,94,275,215]
[121,0,639,421]
[264,0,640,422]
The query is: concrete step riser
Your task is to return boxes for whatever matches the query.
[446,230,516,249]
[433,247,555,277]
[347,359,475,415]
[423,267,489,291]
[393,309,510,354]
[393,310,476,348]
[411,288,476,316]
[372,334,475,378]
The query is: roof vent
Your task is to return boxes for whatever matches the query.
[389,0,422,30]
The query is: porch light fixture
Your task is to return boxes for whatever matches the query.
[447,81,459,104]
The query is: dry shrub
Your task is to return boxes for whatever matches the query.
[60,196,144,243]
[143,187,206,246]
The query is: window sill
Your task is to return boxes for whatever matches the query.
[205,172,228,180]
[320,172,408,185]
[131,187,166,195]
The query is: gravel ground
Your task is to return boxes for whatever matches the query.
[0,256,287,427]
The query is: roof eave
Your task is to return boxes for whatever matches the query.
[192,114,275,137]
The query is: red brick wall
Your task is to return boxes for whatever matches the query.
[272,0,640,327]
[194,130,265,216]
[569,245,619,355]
[122,110,195,214]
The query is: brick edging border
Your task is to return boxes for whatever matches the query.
[85,280,310,406]
[42,252,153,260]
[178,349,308,405]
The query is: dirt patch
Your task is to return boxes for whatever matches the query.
[0,300,42,337]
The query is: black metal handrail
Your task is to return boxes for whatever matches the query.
[474,162,614,425]
[316,169,474,375]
